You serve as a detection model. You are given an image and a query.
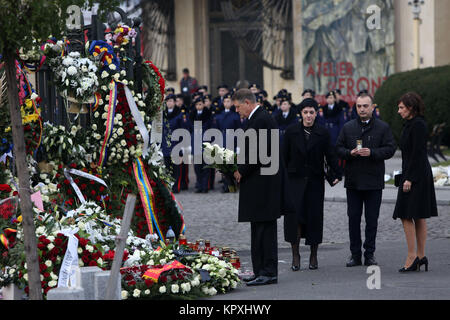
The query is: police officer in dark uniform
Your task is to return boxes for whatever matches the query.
[162,94,186,193]
[273,95,301,147]
[249,83,261,95]
[212,84,229,111]
[188,96,213,193]
[213,93,242,192]
[198,85,208,96]
[335,89,351,122]
[320,91,346,146]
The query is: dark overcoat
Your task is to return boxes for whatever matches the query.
[393,116,438,220]
[237,107,283,223]
[336,118,396,190]
[282,122,342,244]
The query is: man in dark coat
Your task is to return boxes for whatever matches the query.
[336,93,396,267]
[179,68,198,106]
[232,89,282,286]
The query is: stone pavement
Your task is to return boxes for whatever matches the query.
[173,154,450,300]
[210,239,450,300]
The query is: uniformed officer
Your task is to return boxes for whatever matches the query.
[273,95,301,147]
[212,84,230,111]
[249,83,261,95]
[335,89,351,122]
[213,93,242,193]
[188,96,213,193]
[319,91,346,146]
[260,90,275,113]
[176,93,189,115]
[165,87,175,95]
[198,85,208,96]
[161,94,186,193]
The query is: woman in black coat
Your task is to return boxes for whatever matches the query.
[394,92,438,272]
[282,98,342,271]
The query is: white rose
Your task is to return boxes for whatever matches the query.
[51,273,58,280]
[45,260,52,267]
[171,284,179,294]
[121,290,129,299]
[122,79,128,86]
[208,287,217,296]
[109,64,116,70]
[159,286,166,294]
[132,289,141,297]
[120,140,127,147]
[113,73,120,81]
[101,71,109,79]
[48,280,57,287]
[120,70,126,76]
[24,274,28,281]
[117,128,124,135]
[86,245,94,253]
[92,124,97,131]
[97,258,103,265]
[47,243,55,250]
[101,85,107,91]
[144,289,150,295]
[94,111,100,118]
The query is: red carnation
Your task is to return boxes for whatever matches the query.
[128,280,136,286]
[145,279,154,287]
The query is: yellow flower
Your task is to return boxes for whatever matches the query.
[22,113,39,124]
[25,99,33,109]
[17,216,23,223]
[5,127,11,133]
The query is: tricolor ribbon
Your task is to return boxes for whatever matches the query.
[90,92,102,112]
[133,157,165,245]
[97,80,118,168]
[142,260,190,283]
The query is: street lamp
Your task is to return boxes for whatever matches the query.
[408,0,425,69]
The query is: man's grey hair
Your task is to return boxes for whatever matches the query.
[232,88,256,104]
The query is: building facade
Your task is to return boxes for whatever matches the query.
[142,0,450,104]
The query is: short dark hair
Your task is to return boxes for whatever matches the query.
[356,92,374,104]
[232,88,256,104]
[182,68,189,74]
[398,92,425,117]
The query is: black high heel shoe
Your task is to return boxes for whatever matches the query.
[419,256,429,272]
[291,254,300,271]
[399,257,420,272]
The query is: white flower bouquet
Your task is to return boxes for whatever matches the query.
[49,51,99,104]
[203,143,239,192]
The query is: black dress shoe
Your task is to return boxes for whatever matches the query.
[246,276,277,286]
[346,256,362,267]
[364,256,378,266]
[242,275,257,282]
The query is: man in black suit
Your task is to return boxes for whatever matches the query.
[336,93,396,267]
[232,89,282,286]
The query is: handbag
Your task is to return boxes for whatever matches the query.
[394,173,403,187]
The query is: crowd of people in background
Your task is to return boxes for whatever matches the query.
[162,67,381,196]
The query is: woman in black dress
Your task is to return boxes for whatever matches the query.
[282,98,342,271]
[394,92,438,272]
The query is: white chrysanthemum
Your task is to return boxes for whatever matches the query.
[121,290,129,299]
[159,286,166,294]
[67,66,77,76]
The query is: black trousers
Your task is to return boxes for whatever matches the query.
[346,189,382,259]
[250,220,278,277]
[194,163,210,192]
